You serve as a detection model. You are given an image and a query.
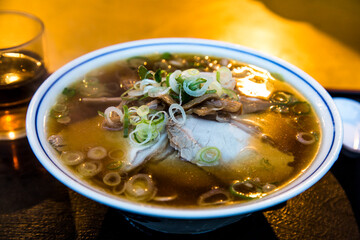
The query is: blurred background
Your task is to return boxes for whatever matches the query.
[1,0,359,90]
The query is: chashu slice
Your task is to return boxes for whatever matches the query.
[166,115,294,183]
[123,132,169,171]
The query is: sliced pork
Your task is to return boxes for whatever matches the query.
[166,115,294,183]
[123,132,169,171]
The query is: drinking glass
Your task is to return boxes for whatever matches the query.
[0,10,47,140]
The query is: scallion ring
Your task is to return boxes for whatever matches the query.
[87,146,107,160]
[197,188,231,206]
[296,132,316,145]
[103,172,121,186]
[169,103,186,125]
[124,174,157,202]
[136,105,150,117]
[106,161,122,170]
[149,110,168,131]
[290,101,311,115]
[77,161,103,177]
[50,103,68,119]
[112,181,126,195]
[270,91,293,104]
[183,78,211,97]
[104,106,124,126]
[230,180,263,200]
[169,70,181,94]
[123,105,130,138]
[108,149,125,160]
[222,88,239,100]
[153,194,178,202]
[129,123,157,146]
[216,66,234,89]
[60,151,85,165]
[195,146,221,166]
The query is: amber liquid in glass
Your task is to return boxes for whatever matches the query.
[0,51,47,140]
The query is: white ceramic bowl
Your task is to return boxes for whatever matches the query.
[26,38,343,234]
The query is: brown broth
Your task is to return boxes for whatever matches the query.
[46,53,321,208]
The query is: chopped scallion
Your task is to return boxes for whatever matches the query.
[138,65,148,80]
[290,101,311,115]
[154,69,162,83]
[161,52,172,60]
[230,179,263,200]
[97,110,105,117]
[216,71,220,83]
[205,89,217,94]
[106,161,122,170]
[62,87,76,97]
[195,146,221,166]
[123,105,130,138]
[136,105,149,117]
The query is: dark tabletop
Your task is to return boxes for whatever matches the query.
[0,91,359,240]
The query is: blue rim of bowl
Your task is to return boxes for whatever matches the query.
[27,38,342,219]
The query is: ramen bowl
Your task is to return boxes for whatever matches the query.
[26,38,343,234]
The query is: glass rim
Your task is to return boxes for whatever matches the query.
[0,10,45,51]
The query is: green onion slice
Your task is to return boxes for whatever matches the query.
[290,101,311,115]
[270,104,290,114]
[196,146,221,166]
[106,161,123,170]
[108,149,125,160]
[87,146,107,160]
[183,78,211,97]
[169,70,181,94]
[161,52,172,60]
[103,172,121,186]
[50,103,68,119]
[124,174,157,202]
[216,66,233,88]
[138,65,148,80]
[62,87,76,97]
[197,188,231,206]
[165,72,171,87]
[149,111,167,131]
[136,105,149,118]
[270,91,293,104]
[205,89,217,94]
[60,151,85,165]
[230,179,263,200]
[216,71,221,83]
[123,105,130,138]
[154,69,162,83]
[222,88,239,100]
[129,123,159,146]
[188,78,207,90]
[169,104,186,125]
[77,161,103,177]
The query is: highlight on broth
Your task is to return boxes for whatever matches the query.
[46,53,321,207]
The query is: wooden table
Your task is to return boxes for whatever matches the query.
[1,1,360,239]
[1,0,360,90]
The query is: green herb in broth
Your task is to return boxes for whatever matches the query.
[46,53,321,208]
